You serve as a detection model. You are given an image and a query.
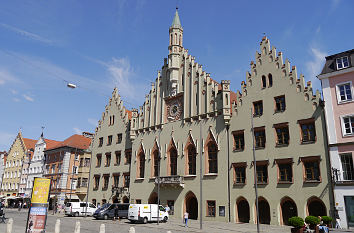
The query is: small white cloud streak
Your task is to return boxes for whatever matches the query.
[0,69,19,85]
[0,23,53,44]
[13,98,20,102]
[88,118,98,127]
[23,94,34,102]
[11,89,18,95]
[73,127,82,135]
[306,47,327,82]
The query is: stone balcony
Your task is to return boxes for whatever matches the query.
[155,175,184,188]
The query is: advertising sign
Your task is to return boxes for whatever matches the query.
[26,178,51,233]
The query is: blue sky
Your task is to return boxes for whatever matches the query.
[0,0,353,151]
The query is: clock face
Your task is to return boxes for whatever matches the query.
[166,98,182,121]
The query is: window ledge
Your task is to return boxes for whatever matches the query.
[255,147,265,150]
[276,144,289,148]
[206,215,216,218]
[253,114,263,118]
[278,181,293,184]
[256,182,268,185]
[204,173,218,177]
[274,110,285,114]
[338,100,353,105]
[233,183,246,186]
[304,180,321,183]
[135,178,144,181]
[301,140,316,145]
[184,175,197,178]
[343,133,354,137]
[233,149,244,152]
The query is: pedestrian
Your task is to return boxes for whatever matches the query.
[165,205,170,214]
[23,202,27,209]
[184,211,189,227]
[18,201,22,211]
[114,205,119,220]
[335,209,342,229]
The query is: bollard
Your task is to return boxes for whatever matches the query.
[7,218,13,233]
[74,221,80,233]
[99,224,105,233]
[55,219,61,233]
[129,226,135,233]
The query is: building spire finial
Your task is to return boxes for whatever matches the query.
[171,7,181,27]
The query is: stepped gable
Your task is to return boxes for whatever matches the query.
[46,134,91,150]
[233,36,321,113]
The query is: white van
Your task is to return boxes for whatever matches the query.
[65,202,97,217]
[128,204,169,223]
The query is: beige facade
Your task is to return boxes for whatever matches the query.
[87,10,333,226]
[88,91,132,206]
[75,150,92,201]
[1,132,36,197]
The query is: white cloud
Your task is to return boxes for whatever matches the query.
[0,131,16,151]
[73,127,82,135]
[23,94,34,102]
[0,23,53,44]
[306,47,327,81]
[0,69,18,85]
[13,98,20,102]
[88,118,98,127]
[11,89,18,95]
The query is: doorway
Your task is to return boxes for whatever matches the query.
[281,198,297,225]
[185,192,198,220]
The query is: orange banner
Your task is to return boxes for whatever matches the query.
[31,178,51,204]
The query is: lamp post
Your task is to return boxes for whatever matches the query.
[251,108,260,233]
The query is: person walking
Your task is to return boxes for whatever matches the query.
[18,201,22,211]
[184,211,189,227]
[335,209,342,229]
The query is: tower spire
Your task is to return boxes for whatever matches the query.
[171,7,181,27]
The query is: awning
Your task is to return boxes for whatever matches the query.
[4,196,17,200]
[65,194,79,200]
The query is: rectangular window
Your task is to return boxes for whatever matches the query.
[125,151,132,165]
[207,201,216,217]
[103,175,109,190]
[256,164,268,184]
[94,175,100,190]
[79,158,84,167]
[254,127,266,149]
[304,161,321,181]
[72,166,78,174]
[98,137,103,147]
[105,153,111,167]
[96,154,102,167]
[336,56,349,70]
[136,199,141,204]
[81,178,88,187]
[123,173,130,188]
[275,95,286,112]
[113,174,119,187]
[342,115,354,136]
[84,158,90,167]
[77,178,81,188]
[340,153,354,181]
[278,163,292,183]
[233,163,246,184]
[232,131,245,151]
[117,133,123,144]
[300,120,316,143]
[253,101,263,117]
[337,82,353,102]
[115,151,121,165]
[275,124,289,146]
[107,135,113,145]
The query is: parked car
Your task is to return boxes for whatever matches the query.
[64,202,97,217]
[93,203,130,220]
[128,204,169,224]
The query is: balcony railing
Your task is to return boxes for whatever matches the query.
[155,175,184,187]
[332,168,354,185]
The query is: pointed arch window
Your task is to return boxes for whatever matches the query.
[169,147,178,176]
[187,145,196,175]
[261,75,266,88]
[153,150,159,177]
[268,74,273,87]
[137,152,145,178]
[207,142,218,174]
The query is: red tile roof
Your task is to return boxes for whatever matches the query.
[47,134,92,150]
[44,139,61,150]
[23,138,37,151]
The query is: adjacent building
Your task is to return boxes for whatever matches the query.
[0,151,7,191]
[43,134,91,207]
[1,132,36,197]
[25,133,60,197]
[87,9,334,226]
[318,49,354,229]
[88,92,132,207]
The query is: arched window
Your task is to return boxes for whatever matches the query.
[208,142,218,173]
[169,147,177,176]
[138,153,145,178]
[175,33,177,44]
[187,145,196,175]
[261,75,266,88]
[268,74,273,87]
[170,34,172,45]
[179,35,182,45]
[153,151,159,177]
